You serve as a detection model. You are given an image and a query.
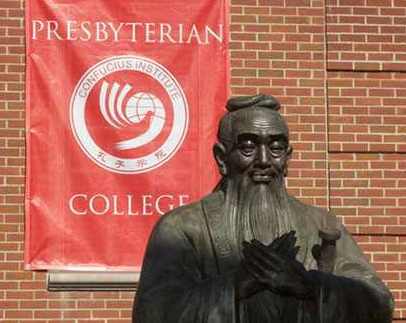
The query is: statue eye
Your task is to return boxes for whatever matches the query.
[269,142,285,156]
[238,141,256,156]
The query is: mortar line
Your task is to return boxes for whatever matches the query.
[323,0,331,211]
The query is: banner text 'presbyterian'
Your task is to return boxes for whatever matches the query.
[32,20,224,45]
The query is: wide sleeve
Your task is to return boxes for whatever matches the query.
[307,227,393,323]
[132,215,237,323]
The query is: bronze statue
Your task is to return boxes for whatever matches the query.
[132,95,393,322]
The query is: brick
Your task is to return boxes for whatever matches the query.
[285,0,310,6]
[63,311,91,319]
[34,311,62,319]
[93,310,120,318]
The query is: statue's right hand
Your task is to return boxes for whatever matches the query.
[235,259,264,300]
[242,239,314,299]
[236,231,301,300]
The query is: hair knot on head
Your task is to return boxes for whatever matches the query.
[226,94,281,112]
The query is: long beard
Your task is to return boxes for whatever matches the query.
[223,173,296,256]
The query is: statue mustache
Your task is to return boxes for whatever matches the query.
[248,163,283,176]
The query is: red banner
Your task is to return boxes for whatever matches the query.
[25,0,229,270]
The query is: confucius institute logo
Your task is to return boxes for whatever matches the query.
[70,55,189,174]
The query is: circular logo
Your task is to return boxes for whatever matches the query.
[70,55,189,174]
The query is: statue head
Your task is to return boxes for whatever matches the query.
[213,94,295,245]
[214,94,293,185]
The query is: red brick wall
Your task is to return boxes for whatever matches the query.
[326,1,406,319]
[1,0,405,321]
[327,0,406,71]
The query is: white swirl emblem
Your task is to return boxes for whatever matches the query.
[70,55,188,174]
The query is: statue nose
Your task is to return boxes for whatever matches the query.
[256,145,271,168]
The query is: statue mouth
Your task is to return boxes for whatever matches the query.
[250,170,273,183]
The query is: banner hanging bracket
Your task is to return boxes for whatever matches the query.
[47,271,139,291]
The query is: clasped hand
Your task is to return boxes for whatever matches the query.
[237,231,316,300]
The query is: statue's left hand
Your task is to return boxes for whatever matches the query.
[243,240,316,299]
[267,230,300,260]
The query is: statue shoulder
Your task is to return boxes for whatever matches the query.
[155,198,204,228]
[152,192,221,237]
[288,195,332,228]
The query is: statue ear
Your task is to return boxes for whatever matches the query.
[283,145,293,177]
[286,145,293,159]
[213,142,228,176]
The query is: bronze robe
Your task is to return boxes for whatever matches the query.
[133,191,393,323]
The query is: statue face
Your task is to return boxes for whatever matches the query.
[215,108,292,183]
